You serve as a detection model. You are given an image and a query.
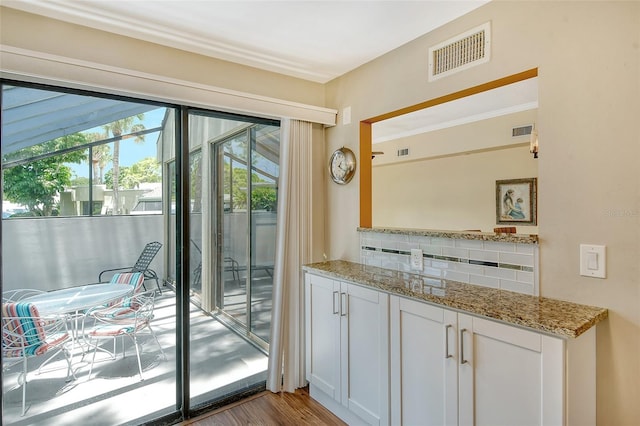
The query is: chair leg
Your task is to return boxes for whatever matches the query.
[154,277,162,295]
[21,355,27,416]
[131,335,144,381]
[147,324,166,360]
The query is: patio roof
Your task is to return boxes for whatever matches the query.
[1,85,157,155]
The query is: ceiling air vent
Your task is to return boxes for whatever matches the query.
[397,148,409,157]
[428,22,491,81]
[512,124,533,137]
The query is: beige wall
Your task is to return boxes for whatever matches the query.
[372,110,539,232]
[373,145,538,233]
[326,1,639,425]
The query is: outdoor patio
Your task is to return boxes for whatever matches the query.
[2,289,269,425]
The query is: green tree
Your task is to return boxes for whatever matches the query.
[86,133,112,184]
[102,115,145,213]
[2,134,88,216]
[104,157,161,189]
[223,163,276,211]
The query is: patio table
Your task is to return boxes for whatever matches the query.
[22,283,133,316]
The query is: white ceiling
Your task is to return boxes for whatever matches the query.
[2,0,489,83]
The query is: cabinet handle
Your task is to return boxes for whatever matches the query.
[332,291,339,315]
[340,292,348,316]
[445,324,453,359]
[460,328,468,365]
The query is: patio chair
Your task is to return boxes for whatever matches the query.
[98,241,163,294]
[84,290,165,381]
[1,302,75,416]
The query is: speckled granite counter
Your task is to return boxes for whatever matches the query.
[358,227,539,244]
[303,260,607,338]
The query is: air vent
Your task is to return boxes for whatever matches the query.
[512,124,533,137]
[428,22,491,81]
[397,148,409,157]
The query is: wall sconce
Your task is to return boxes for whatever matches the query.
[372,151,384,159]
[530,125,539,158]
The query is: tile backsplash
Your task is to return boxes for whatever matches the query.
[359,230,539,296]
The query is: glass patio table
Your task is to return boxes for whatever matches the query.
[22,283,133,316]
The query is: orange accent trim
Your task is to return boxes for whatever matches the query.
[359,121,372,228]
[359,68,538,228]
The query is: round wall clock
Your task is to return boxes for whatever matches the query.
[329,147,356,185]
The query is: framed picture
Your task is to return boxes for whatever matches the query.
[496,178,537,225]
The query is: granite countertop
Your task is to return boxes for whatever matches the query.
[358,227,539,244]
[303,260,608,339]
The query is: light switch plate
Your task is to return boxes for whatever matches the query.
[580,244,606,278]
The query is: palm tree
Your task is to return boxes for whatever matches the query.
[103,115,145,214]
[86,132,112,184]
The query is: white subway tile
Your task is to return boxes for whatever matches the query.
[484,241,516,252]
[516,270,534,284]
[442,247,470,259]
[453,262,484,275]
[455,239,484,249]
[430,238,455,247]
[421,245,443,256]
[484,267,517,280]
[432,260,450,270]
[516,243,536,254]
[469,249,499,263]
[423,266,444,278]
[499,252,534,267]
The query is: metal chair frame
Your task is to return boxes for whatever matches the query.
[2,303,76,416]
[83,290,165,381]
[99,241,163,294]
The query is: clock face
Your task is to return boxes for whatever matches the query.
[329,148,356,184]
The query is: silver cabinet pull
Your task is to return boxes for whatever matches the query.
[340,292,348,316]
[460,328,468,365]
[332,291,339,314]
[445,324,453,359]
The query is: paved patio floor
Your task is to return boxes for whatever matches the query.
[2,290,268,425]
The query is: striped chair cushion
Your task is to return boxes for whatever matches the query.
[109,272,145,307]
[1,302,68,357]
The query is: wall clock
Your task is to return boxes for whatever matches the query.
[329,147,357,185]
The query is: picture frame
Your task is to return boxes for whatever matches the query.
[496,178,537,225]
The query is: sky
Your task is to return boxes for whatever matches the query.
[70,107,167,179]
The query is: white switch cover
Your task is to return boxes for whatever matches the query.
[410,248,423,270]
[580,244,606,278]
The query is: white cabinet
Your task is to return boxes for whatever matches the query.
[305,273,389,425]
[390,296,458,426]
[390,295,596,426]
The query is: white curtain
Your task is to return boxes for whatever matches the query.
[267,118,314,392]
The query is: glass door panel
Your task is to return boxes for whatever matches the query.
[219,132,249,323]
[249,125,279,342]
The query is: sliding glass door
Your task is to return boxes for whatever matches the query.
[213,123,279,348]
[185,112,278,410]
[2,81,279,423]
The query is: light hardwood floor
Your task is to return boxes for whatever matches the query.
[180,388,346,426]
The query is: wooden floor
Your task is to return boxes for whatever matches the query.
[180,388,346,426]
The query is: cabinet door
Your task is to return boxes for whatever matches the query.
[390,296,458,426]
[305,273,341,401]
[458,314,562,426]
[341,282,389,425]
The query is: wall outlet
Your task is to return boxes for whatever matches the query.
[410,248,424,270]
